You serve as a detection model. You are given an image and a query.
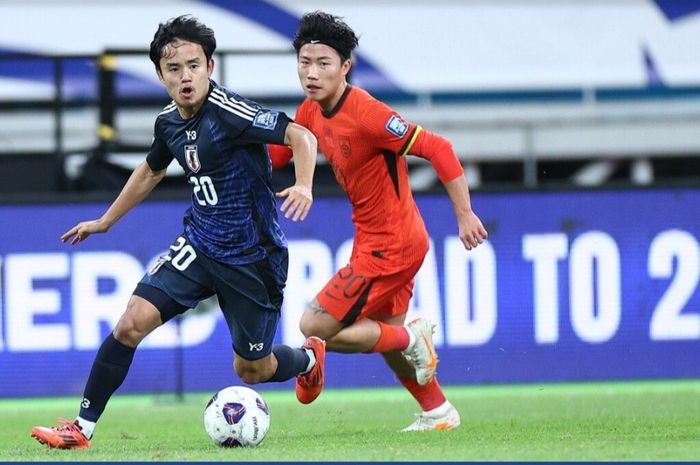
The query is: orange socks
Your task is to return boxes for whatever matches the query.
[369,321,411,353]
[398,376,447,411]
[369,321,446,412]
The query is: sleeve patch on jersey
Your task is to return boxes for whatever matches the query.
[385,115,409,138]
[253,110,279,130]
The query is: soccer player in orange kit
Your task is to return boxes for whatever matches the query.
[270,11,488,431]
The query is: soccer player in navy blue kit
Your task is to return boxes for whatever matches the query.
[31,15,325,449]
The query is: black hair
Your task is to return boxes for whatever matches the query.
[149,15,216,71]
[293,11,359,62]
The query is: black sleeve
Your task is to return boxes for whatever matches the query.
[238,108,291,145]
[215,92,290,145]
[145,119,173,170]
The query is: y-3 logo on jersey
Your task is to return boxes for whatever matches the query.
[249,342,264,352]
[186,130,197,140]
[185,145,201,173]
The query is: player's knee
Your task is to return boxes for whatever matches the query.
[299,315,328,340]
[234,363,266,384]
[299,306,338,340]
[237,370,264,385]
[234,357,274,384]
[299,316,313,339]
[113,301,153,346]
[113,320,141,347]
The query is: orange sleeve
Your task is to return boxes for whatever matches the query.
[409,128,464,183]
[268,144,293,170]
[267,101,309,170]
[357,97,418,155]
[356,94,462,182]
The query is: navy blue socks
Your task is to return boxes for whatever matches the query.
[79,333,135,422]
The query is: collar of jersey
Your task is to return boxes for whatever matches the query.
[321,84,353,119]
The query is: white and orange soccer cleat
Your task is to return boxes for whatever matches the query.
[402,317,438,386]
[401,402,461,432]
[295,336,326,404]
[31,418,91,449]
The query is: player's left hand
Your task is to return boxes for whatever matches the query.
[458,211,488,250]
[276,184,313,221]
[60,218,110,245]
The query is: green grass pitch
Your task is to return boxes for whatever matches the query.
[1,380,699,461]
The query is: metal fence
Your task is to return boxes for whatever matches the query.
[2,50,700,193]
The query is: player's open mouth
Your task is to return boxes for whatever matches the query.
[306,85,321,93]
[181,86,194,98]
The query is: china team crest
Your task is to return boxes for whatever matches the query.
[339,135,352,158]
[185,145,200,173]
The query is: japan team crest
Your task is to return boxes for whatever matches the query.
[185,145,200,173]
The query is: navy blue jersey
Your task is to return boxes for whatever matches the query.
[146,81,290,265]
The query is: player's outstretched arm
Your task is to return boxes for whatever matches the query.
[442,175,488,250]
[276,122,317,222]
[407,127,487,250]
[61,161,167,245]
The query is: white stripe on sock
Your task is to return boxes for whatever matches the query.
[303,348,316,374]
[75,417,95,439]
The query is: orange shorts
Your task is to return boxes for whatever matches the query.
[315,255,425,325]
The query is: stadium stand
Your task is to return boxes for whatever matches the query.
[2,54,699,196]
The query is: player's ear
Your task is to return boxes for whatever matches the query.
[155,66,165,83]
[207,58,215,77]
[341,58,351,77]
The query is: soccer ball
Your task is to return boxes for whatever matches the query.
[203,386,271,448]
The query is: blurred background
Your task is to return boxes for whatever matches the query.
[0,0,699,398]
[5,0,700,195]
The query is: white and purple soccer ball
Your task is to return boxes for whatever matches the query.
[203,386,270,448]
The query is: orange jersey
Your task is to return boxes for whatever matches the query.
[295,86,429,268]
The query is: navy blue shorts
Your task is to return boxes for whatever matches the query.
[135,234,288,361]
